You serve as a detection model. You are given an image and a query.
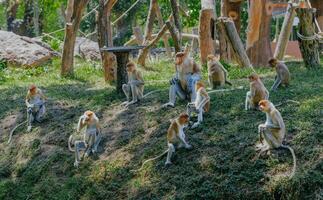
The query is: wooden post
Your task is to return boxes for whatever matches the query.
[246,0,273,67]
[221,0,242,33]
[199,0,216,65]
[156,4,172,57]
[274,3,296,60]
[296,7,321,68]
[191,27,199,54]
[61,0,90,76]
[97,0,118,82]
[170,0,182,44]
[116,52,129,93]
[217,17,253,68]
[137,0,158,66]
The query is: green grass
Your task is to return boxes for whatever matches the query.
[0,57,322,200]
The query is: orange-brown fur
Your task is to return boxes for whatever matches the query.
[195,82,210,112]
[167,113,189,144]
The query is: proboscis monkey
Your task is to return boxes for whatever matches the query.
[257,100,296,178]
[187,81,210,129]
[25,84,47,132]
[68,111,102,167]
[268,58,290,91]
[162,50,201,108]
[245,73,269,110]
[207,55,232,89]
[122,61,144,106]
[132,113,192,171]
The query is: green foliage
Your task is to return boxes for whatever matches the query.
[0,58,322,199]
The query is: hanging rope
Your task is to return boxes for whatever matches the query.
[112,0,144,25]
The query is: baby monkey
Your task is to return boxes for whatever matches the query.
[187,81,210,129]
[122,61,144,106]
[268,58,290,91]
[257,100,296,178]
[245,73,269,110]
[132,113,192,171]
[207,54,232,89]
[25,84,47,132]
[68,111,102,167]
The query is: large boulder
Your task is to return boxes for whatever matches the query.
[0,31,58,67]
[74,37,101,61]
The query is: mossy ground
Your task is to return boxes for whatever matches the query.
[0,57,322,200]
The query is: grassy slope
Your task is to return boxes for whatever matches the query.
[0,58,322,200]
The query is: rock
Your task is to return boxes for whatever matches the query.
[74,37,101,61]
[0,31,58,67]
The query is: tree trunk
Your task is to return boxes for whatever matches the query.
[97,0,118,82]
[33,0,40,36]
[199,8,216,65]
[170,0,181,44]
[61,0,90,76]
[217,17,253,68]
[137,0,158,66]
[219,0,241,62]
[246,0,273,67]
[296,8,321,69]
[116,52,129,93]
[221,0,242,33]
[274,3,296,60]
[156,4,172,57]
[22,0,34,37]
[309,0,323,31]
[6,0,19,31]
[191,27,199,55]
[166,21,181,53]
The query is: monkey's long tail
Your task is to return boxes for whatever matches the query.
[68,135,75,152]
[281,145,297,178]
[142,89,163,98]
[8,120,28,144]
[207,86,244,94]
[131,150,169,172]
[225,80,232,86]
[275,100,300,107]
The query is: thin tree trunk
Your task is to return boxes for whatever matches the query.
[246,0,273,67]
[97,0,117,82]
[191,27,199,55]
[61,0,90,76]
[6,0,19,31]
[137,0,158,66]
[274,3,296,60]
[166,21,181,53]
[199,8,216,65]
[217,17,253,68]
[156,4,172,57]
[296,7,321,69]
[33,0,40,36]
[170,0,181,44]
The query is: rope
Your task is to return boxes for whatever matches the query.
[297,31,322,41]
[112,0,144,25]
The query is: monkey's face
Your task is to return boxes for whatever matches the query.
[29,85,37,95]
[126,65,135,72]
[175,52,185,65]
[268,58,277,67]
[179,113,190,127]
[259,100,270,112]
[84,111,94,122]
[248,74,258,82]
[195,82,204,91]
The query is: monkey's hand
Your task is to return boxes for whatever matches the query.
[169,77,179,85]
[258,124,266,132]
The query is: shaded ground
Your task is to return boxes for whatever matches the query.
[0,58,322,200]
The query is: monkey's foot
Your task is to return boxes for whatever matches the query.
[162,102,175,108]
[74,161,79,168]
[126,100,138,107]
[190,122,200,129]
[165,161,172,166]
[27,126,32,132]
[185,144,193,150]
[121,101,130,106]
